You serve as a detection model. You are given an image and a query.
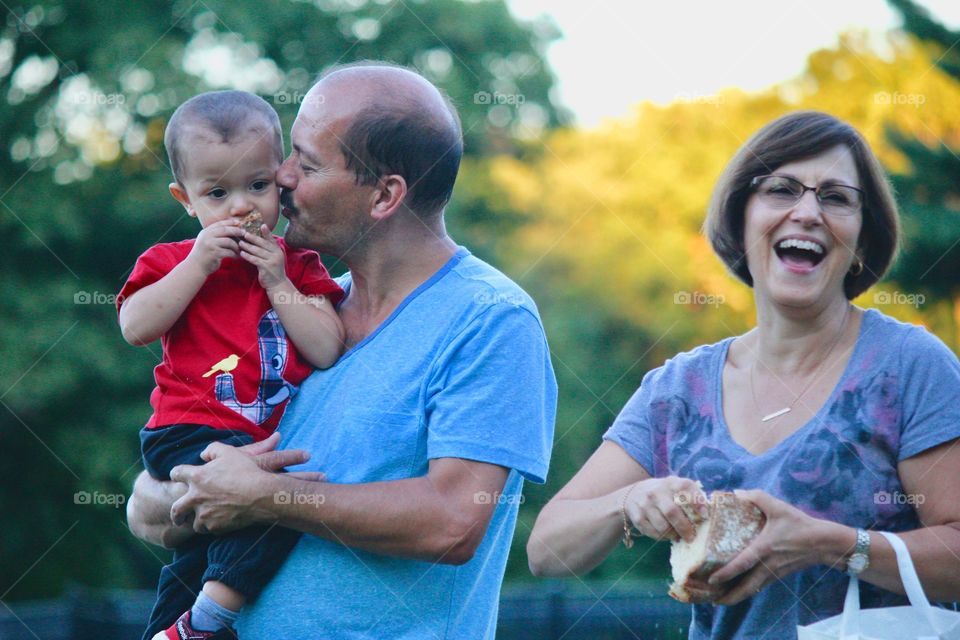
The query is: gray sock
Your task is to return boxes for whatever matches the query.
[190,590,240,632]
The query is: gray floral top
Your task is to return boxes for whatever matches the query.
[604,308,960,640]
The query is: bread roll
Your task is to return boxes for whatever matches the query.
[668,491,765,603]
[240,210,264,237]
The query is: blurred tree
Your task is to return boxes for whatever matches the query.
[0,0,565,599]
[492,29,960,583]
[886,0,960,342]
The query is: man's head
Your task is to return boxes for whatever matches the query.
[165,91,284,230]
[278,62,463,255]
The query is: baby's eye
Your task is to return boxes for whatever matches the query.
[251,180,271,192]
[208,187,227,199]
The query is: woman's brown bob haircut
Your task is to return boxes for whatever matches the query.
[705,111,899,299]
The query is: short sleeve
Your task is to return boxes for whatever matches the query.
[602,367,662,477]
[897,325,960,461]
[425,303,557,484]
[116,244,181,314]
[286,248,344,306]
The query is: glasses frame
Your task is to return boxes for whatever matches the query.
[749,174,865,216]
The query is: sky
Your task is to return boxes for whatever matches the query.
[506,0,960,126]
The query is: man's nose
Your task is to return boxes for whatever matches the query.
[277,155,297,190]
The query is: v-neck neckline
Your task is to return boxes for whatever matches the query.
[715,308,872,458]
[334,247,469,362]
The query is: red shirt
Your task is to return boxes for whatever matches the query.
[118,237,343,440]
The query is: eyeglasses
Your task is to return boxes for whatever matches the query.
[750,175,864,216]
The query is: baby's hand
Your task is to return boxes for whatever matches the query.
[239,225,287,291]
[188,220,243,275]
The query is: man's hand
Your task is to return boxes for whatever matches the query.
[127,471,192,549]
[169,435,317,534]
[128,432,315,545]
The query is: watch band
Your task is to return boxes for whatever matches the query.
[846,528,871,576]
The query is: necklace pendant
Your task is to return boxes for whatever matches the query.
[762,407,791,422]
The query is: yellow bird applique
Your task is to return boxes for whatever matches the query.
[202,354,240,378]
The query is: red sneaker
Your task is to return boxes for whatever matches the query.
[152,610,235,640]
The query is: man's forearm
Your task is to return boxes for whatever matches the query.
[256,467,500,565]
[128,471,194,549]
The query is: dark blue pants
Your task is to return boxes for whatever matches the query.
[140,425,301,639]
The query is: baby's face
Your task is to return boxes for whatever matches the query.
[176,130,281,231]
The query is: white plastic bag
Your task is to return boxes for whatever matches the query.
[798,531,960,640]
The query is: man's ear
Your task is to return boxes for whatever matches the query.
[370,174,408,222]
[169,182,195,217]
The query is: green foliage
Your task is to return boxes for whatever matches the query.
[5,0,960,608]
[886,1,960,306]
[0,0,563,599]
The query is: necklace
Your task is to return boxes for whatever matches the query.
[749,304,851,422]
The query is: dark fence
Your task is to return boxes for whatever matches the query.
[0,581,690,639]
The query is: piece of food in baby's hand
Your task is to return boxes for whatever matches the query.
[240,211,264,237]
[668,490,765,603]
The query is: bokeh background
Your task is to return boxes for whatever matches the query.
[3,0,960,637]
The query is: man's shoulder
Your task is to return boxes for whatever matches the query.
[444,252,540,318]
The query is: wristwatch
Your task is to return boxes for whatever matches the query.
[846,528,871,577]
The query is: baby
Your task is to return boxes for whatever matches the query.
[117,90,344,640]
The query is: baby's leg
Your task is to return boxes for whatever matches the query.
[141,425,256,638]
[201,580,244,611]
[168,525,300,636]
[202,524,301,601]
[141,536,208,640]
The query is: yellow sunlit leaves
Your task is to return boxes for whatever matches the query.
[482,31,960,351]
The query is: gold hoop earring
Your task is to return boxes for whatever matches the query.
[850,259,864,277]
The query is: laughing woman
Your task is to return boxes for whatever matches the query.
[527,112,960,639]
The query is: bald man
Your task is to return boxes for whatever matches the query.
[127,62,557,639]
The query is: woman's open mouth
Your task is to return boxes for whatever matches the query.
[773,237,826,271]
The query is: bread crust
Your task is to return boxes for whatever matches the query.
[240,210,264,237]
[668,491,765,603]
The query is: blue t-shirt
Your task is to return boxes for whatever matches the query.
[237,248,557,639]
[604,308,960,640]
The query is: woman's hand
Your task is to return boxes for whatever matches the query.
[708,489,837,605]
[624,476,709,542]
[168,433,319,535]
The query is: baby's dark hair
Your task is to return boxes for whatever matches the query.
[164,90,283,183]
